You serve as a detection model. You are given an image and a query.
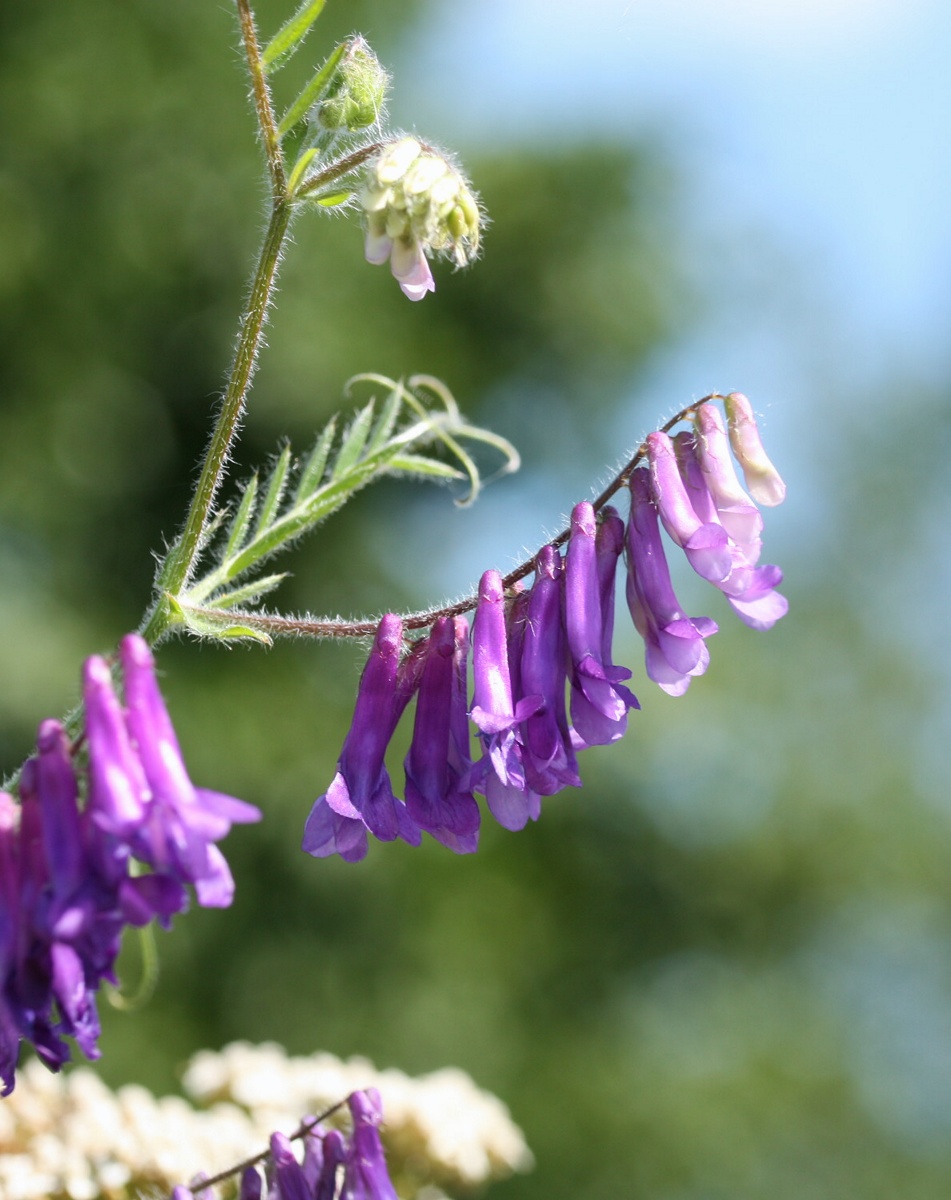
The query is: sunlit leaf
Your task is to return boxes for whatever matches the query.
[262,0,327,73]
[295,420,336,501]
[223,475,259,559]
[255,444,292,536]
[330,401,374,481]
[277,42,345,134]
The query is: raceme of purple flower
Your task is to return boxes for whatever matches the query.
[304,396,787,863]
[175,1088,399,1200]
[0,634,259,1095]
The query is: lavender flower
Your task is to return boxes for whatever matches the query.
[271,1131,312,1200]
[468,571,541,831]
[2,638,258,1092]
[565,502,638,747]
[342,1088,399,1200]
[627,470,718,695]
[646,431,733,583]
[673,427,789,630]
[303,615,422,862]
[118,634,261,906]
[518,546,581,795]
[404,616,481,853]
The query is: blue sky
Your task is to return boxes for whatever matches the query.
[383,0,951,601]
[397,0,951,375]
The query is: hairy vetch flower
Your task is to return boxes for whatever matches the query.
[303,615,422,862]
[361,136,481,300]
[627,469,717,695]
[468,571,541,832]
[1,637,259,1093]
[306,396,787,864]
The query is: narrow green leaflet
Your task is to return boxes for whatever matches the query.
[330,402,375,481]
[295,420,336,501]
[179,377,520,620]
[262,0,327,73]
[223,476,259,561]
[278,42,346,136]
[255,444,292,536]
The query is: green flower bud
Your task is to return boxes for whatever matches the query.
[318,38,389,132]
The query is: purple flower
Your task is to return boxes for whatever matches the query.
[240,1166,263,1200]
[565,503,638,747]
[303,615,422,861]
[673,429,789,630]
[364,229,436,301]
[342,1088,399,1200]
[626,470,718,695]
[693,404,764,560]
[270,1131,311,1200]
[118,635,261,907]
[468,571,542,832]
[404,617,481,853]
[315,1129,348,1200]
[646,431,732,583]
[518,546,581,795]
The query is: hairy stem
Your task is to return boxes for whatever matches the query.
[143,3,294,645]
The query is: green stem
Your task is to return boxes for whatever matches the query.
[143,1,294,646]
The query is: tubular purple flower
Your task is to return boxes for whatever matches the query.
[303,615,421,861]
[468,570,541,831]
[518,546,581,795]
[565,503,638,747]
[239,1167,263,1200]
[33,720,84,904]
[404,617,480,853]
[119,634,261,907]
[270,1131,311,1200]
[724,392,786,506]
[673,428,788,630]
[83,655,149,837]
[316,1129,348,1200]
[342,1088,399,1200]
[693,404,764,556]
[627,469,718,695]
[646,431,732,583]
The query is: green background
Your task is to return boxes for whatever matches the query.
[1,2,949,1197]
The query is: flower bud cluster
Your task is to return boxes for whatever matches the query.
[0,635,260,1095]
[361,137,481,300]
[317,37,389,132]
[303,396,786,862]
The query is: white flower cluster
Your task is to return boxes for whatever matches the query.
[361,138,481,301]
[0,1043,532,1200]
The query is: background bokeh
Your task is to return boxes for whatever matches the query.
[2,0,950,1196]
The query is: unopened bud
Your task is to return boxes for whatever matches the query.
[318,38,389,132]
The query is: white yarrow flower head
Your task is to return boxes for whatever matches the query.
[360,137,482,300]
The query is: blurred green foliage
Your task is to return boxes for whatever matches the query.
[2,2,950,1199]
